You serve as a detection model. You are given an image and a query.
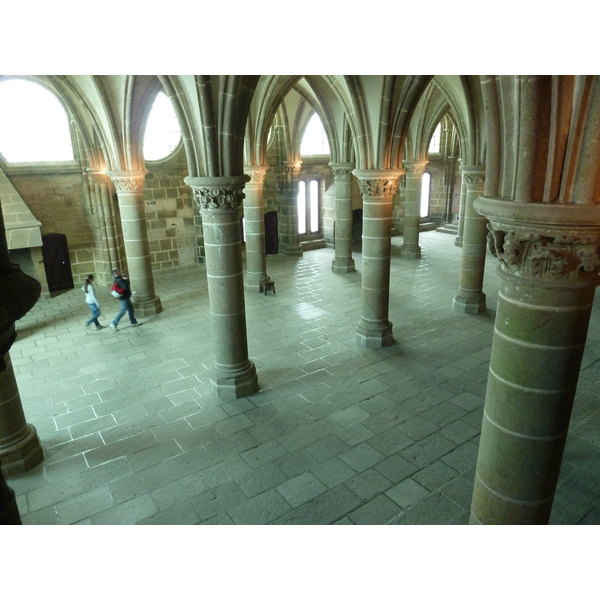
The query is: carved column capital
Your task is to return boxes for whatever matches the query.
[476,196,600,285]
[244,165,269,187]
[403,161,428,176]
[329,162,355,178]
[487,225,600,283]
[185,175,249,211]
[107,170,148,193]
[283,161,302,175]
[353,169,404,197]
[460,165,486,186]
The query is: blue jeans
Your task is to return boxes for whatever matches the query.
[86,303,101,327]
[112,298,137,326]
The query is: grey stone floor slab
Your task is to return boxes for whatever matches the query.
[7,231,600,525]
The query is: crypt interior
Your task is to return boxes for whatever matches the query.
[1,75,600,525]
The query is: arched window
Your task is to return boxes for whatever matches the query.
[420,172,431,218]
[0,78,74,162]
[428,122,441,154]
[300,113,330,156]
[143,92,182,161]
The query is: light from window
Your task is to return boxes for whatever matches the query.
[300,113,330,156]
[428,123,441,154]
[420,172,431,218]
[297,181,307,234]
[0,78,74,162]
[143,92,182,161]
[310,180,319,233]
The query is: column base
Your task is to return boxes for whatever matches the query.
[210,361,259,399]
[399,245,421,258]
[452,292,487,314]
[331,258,356,274]
[454,236,463,247]
[0,424,44,478]
[356,319,394,349]
[132,295,163,317]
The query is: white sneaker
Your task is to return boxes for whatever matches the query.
[109,323,119,331]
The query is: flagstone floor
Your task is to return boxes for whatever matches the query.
[7,230,600,525]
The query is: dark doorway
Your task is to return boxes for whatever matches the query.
[42,233,74,292]
[265,211,279,255]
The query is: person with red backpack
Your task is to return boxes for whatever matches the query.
[109,267,142,331]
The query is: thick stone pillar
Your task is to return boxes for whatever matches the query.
[353,169,403,348]
[0,202,43,481]
[243,166,271,292]
[454,170,467,247]
[108,170,162,316]
[330,162,356,274]
[470,198,600,524]
[185,176,258,399]
[400,161,427,258]
[280,161,303,256]
[452,166,487,314]
[0,352,43,477]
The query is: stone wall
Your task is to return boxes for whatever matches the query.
[143,166,197,271]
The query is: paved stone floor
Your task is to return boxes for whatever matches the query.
[7,230,600,525]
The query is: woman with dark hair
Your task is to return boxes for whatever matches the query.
[82,274,105,330]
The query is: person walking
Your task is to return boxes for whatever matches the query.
[109,268,142,331]
[82,274,105,330]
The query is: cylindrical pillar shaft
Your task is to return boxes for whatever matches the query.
[186,176,258,399]
[400,161,427,258]
[453,167,487,314]
[243,166,271,291]
[470,197,600,524]
[353,169,402,348]
[0,352,44,476]
[330,162,356,273]
[108,170,162,316]
[280,161,303,255]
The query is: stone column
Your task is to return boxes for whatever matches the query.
[108,170,162,316]
[452,166,487,314]
[330,162,356,274]
[454,171,467,247]
[0,202,43,479]
[353,169,403,348]
[470,198,600,524]
[280,161,303,255]
[243,166,271,292]
[400,161,427,258]
[185,176,258,399]
[0,352,44,477]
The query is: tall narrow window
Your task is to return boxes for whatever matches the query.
[428,122,441,154]
[0,78,74,162]
[420,172,431,218]
[143,92,182,161]
[297,178,320,237]
[297,181,307,234]
[300,113,330,156]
